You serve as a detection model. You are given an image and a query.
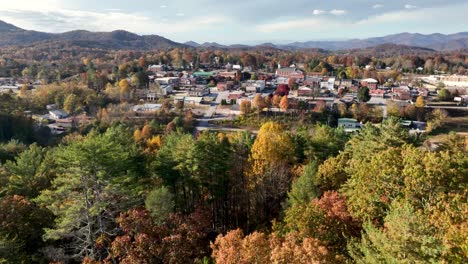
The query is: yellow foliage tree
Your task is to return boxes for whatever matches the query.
[18,84,29,98]
[415,96,426,108]
[249,122,294,176]
[133,129,142,142]
[146,136,162,153]
[119,79,131,100]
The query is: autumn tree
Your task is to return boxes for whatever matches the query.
[415,96,425,108]
[279,96,289,112]
[119,79,131,100]
[252,94,266,112]
[272,95,282,107]
[240,100,251,116]
[249,122,294,225]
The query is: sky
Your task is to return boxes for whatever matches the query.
[0,0,466,44]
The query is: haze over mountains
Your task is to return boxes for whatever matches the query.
[0,20,467,52]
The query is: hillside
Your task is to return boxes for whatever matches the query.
[0,21,184,50]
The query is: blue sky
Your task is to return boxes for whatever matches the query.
[0,0,466,44]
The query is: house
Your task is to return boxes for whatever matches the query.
[155,77,180,87]
[159,85,173,95]
[188,87,210,97]
[304,76,322,88]
[335,79,354,87]
[0,85,20,94]
[217,82,228,91]
[361,78,379,89]
[184,97,204,106]
[233,65,242,71]
[418,88,429,98]
[180,77,197,86]
[47,124,66,135]
[218,71,238,80]
[227,91,245,104]
[297,86,313,97]
[49,110,69,120]
[217,82,234,91]
[392,87,411,101]
[46,104,58,111]
[338,118,361,132]
[245,80,266,93]
[193,71,214,78]
[369,89,385,98]
[148,64,166,73]
[276,77,289,85]
[320,77,336,90]
[275,67,305,80]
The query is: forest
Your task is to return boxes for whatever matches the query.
[0,85,467,263]
[0,42,466,263]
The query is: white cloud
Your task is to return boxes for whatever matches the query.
[257,2,468,36]
[330,9,347,15]
[0,0,62,12]
[404,4,417,9]
[176,13,185,17]
[372,4,384,9]
[256,17,343,33]
[0,8,228,35]
[312,9,325,15]
[160,5,167,8]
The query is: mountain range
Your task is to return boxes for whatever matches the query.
[0,20,467,52]
[185,32,468,51]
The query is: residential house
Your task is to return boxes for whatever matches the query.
[418,88,429,98]
[275,67,305,80]
[392,87,411,101]
[188,87,210,97]
[148,64,166,73]
[218,71,238,80]
[304,76,322,88]
[369,89,385,98]
[49,110,69,120]
[297,86,313,97]
[361,78,379,89]
[320,77,336,90]
[184,97,204,106]
[338,118,361,132]
[227,91,245,104]
[193,71,214,78]
[155,77,180,87]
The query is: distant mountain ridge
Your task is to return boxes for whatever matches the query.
[0,20,466,51]
[0,21,183,50]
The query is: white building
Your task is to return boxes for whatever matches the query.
[320,78,336,90]
[245,80,266,93]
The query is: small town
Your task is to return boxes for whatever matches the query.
[2,61,467,138]
[0,1,467,263]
